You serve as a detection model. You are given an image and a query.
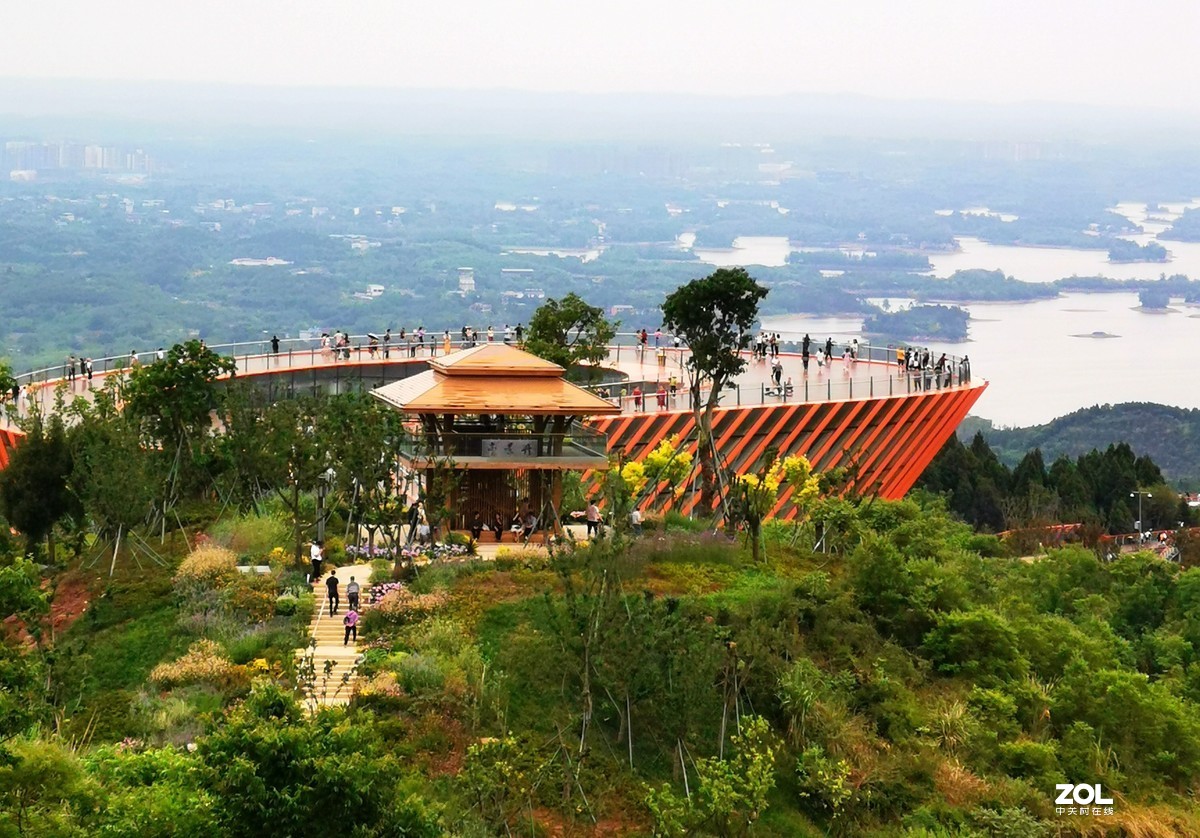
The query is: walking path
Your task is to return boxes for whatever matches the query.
[298,562,374,710]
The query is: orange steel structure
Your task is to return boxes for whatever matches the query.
[0,344,985,518]
[591,386,985,518]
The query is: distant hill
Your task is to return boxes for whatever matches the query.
[960,403,1200,488]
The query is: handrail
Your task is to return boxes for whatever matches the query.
[9,330,968,388]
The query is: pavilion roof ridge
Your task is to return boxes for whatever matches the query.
[430,343,564,377]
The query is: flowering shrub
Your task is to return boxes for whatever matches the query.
[227,573,278,622]
[346,543,400,560]
[732,454,823,562]
[620,460,648,496]
[401,542,471,563]
[353,671,405,712]
[369,581,407,604]
[149,639,248,690]
[643,434,693,486]
[371,587,450,626]
[174,547,238,588]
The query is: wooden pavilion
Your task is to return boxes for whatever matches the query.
[371,343,620,536]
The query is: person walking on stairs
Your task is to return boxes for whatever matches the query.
[326,570,340,615]
[343,609,358,645]
[346,576,360,611]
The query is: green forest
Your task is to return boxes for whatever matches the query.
[960,403,1200,488]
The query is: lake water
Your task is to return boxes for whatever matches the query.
[761,291,1200,427]
[687,200,1200,281]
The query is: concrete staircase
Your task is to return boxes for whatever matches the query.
[298,563,375,710]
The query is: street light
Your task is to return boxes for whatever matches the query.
[316,467,337,542]
[1131,490,1153,536]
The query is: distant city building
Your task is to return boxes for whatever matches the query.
[1,141,154,173]
[458,267,476,294]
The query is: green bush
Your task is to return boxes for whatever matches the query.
[274,593,299,616]
[923,609,1028,682]
[997,739,1062,786]
[208,514,289,557]
[370,558,393,585]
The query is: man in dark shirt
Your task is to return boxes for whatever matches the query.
[325,570,340,615]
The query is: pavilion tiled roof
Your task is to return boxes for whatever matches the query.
[372,345,620,416]
[430,343,565,377]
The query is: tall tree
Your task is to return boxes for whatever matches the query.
[122,339,236,494]
[67,388,158,562]
[661,268,767,516]
[0,415,78,559]
[524,293,617,381]
[0,361,15,409]
[223,396,332,561]
[321,393,408,555]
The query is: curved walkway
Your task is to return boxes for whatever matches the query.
[2,339,979,436]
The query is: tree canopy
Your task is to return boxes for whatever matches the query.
[523,292,617,379]
[123,340,236,455]
[661,268,768,514]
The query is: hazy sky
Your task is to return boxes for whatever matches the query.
[4,0,1198,110]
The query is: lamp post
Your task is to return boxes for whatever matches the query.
[316,467,337,542]
[1131,490,1153,536]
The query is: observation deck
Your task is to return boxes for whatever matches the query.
[0,334,986,508]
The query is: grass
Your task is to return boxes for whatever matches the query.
[53,598,196,742]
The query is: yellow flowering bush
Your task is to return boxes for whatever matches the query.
[643,435,693,486]
[174,547,238,588]
[149,639,248,690]
[734,455,823,562]
[620,460,648,496]
[780,455,822,514]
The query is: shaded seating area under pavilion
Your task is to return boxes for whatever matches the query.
[370,343,620,540]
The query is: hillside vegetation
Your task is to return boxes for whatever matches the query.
[5,498,1200,835]
[961,403,1200,488]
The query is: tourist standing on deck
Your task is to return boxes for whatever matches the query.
[271,335,280,355]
